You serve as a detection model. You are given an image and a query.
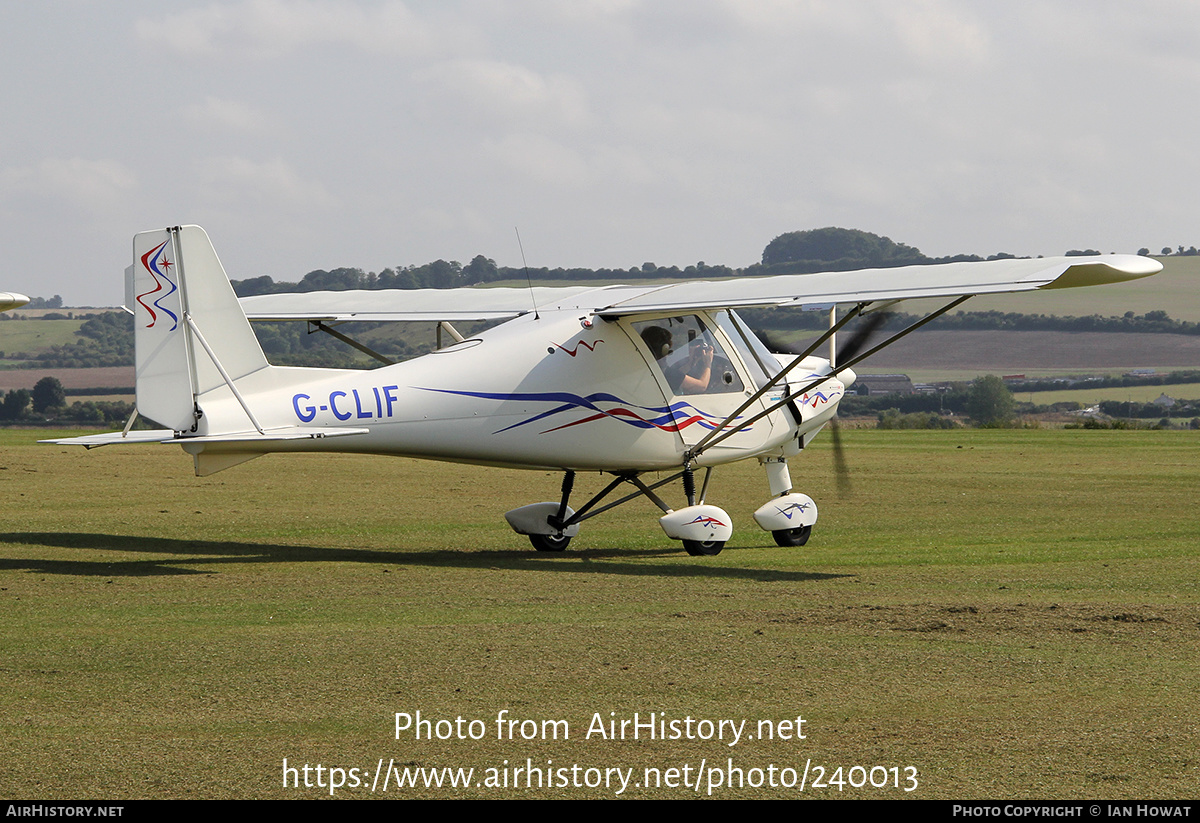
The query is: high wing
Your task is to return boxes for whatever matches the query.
[238,255,1161,322]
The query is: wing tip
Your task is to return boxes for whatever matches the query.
[1040,255,1162,290]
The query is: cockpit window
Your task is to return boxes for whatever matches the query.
[716,310,784,389]
[632,315,744,395]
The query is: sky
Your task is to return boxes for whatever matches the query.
[2,0,1198,306]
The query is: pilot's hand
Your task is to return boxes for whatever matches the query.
[690,341,714,370]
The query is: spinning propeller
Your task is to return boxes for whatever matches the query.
[754,311,891,496]
[828,311,890,495]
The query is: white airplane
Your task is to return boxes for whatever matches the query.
[45,226,1160,555]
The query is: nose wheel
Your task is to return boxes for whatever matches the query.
[754,460,818,547]
[771,525,812,547]
[530,532,572,552]
[682,538,725,556]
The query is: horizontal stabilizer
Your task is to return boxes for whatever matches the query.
[42,426,369,448]
[41,430,177,447]
[175,426,371,443]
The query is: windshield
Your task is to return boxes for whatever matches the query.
[715,310,785,390]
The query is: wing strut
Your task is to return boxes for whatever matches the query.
[308,319,466,362]
[686,294,973,461]
[436,321,465,348]
[310,321,395,365]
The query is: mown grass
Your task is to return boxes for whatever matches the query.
[3,429,1197,799]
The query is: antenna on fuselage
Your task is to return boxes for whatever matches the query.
[515,227,539,320]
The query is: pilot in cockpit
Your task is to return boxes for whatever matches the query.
[640,325,714,395]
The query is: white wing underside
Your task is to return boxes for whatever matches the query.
[238,255,1161,323]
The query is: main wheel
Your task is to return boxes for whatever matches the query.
[682,539,725,556]
[772,525,812,547]
[530,533,571,552]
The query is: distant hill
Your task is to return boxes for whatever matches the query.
[758,227,930,273]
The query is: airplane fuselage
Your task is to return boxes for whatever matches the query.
[188,308,845,472]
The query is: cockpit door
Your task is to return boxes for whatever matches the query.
[625,312,782,450]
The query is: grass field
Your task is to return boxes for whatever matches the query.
[1012,382,1200,406]
[0,319,86,356]
[4,429,1198,799]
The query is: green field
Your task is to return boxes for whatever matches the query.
[855,376,1200,406]
[0,319,87,359]
[1012,382,1200,406]
[5,429,1198,799]
[865,367,1176,384]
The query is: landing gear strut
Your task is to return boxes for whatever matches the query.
[505,467,731,556]
[753,457,818,547]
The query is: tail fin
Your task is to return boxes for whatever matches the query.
[127,226,269,433]
[44,226,367,473]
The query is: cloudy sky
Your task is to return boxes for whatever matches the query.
[2,1,1197,305]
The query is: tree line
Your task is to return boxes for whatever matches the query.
[5,227,1195,373]
[229,259,741,295]
[5,307,1200,371]
[223,225,1196,298]
[19,226,1197,308]
[0,376,133,426]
